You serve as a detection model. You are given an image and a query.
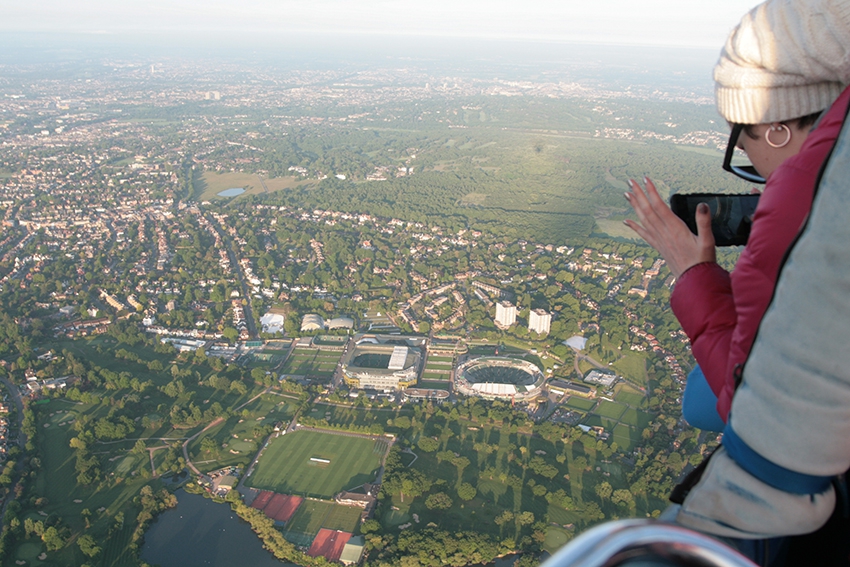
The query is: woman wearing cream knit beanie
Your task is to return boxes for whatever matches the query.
[626,0,850,279]
[623,1,850,561]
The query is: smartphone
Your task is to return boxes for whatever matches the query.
[669,193,760,247]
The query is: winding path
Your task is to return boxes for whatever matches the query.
[181,387,271,477]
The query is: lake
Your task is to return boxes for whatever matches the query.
[217,187,245,197]
[141,489,296,567]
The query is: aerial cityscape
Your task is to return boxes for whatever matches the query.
[0,30,755,567]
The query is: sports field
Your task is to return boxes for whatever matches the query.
[594,400,626,420]
[245,430,387,499]
[307,529,351,561]
[565,397,597,411]
[421,371,451,381]
[281,499,361,546]
[280,348,340,381]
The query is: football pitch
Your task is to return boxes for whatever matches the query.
[245,430,387,499]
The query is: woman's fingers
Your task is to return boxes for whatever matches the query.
[624,176,717,278]
[626,181,662,229]
[641,177,668,209]
[626,178,677,239]
[694,202,717,252]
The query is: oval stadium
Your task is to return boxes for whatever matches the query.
[455,357,545,400]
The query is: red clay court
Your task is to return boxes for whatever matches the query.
[250,490,303,523]
[250,490,274,510]
[307,529,351,562]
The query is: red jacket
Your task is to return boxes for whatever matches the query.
[671,85,850,423]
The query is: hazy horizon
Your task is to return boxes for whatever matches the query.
[5,0,759,49]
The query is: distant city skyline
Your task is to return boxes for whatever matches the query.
[5,0,761,49]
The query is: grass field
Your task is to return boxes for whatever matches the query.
[565,397,597,411]
[198,171,313,200]
[614,384,646,407]
[543,527,572,553]
[421,372,450,381]
[280,499,361,544]
[287,499,334,534]
[613,423,641,450]
[280,348,340,380]
[619,407,652,428]
[594,400,626,420]
[612,353,649,386]
[321,505,362,532]
[419,381,451,391]
[245,430,386,499]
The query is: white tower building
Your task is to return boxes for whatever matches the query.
[528,309,552,335]
[495,301,517,328]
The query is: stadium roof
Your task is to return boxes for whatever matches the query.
[472,382,518,395]
[260,312,284,334]
[388,346,408,370]
[301,313,325,331]
[327,316,354,330]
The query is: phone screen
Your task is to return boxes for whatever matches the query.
[669,193,760,247]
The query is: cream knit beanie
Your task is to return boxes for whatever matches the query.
[715,0,850,125]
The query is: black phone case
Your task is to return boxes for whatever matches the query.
[669,193,760,247]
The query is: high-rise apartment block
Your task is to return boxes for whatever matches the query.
[528,309,552,335]
[495,301,517,328]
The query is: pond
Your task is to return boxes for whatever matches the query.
[141,489,297,567]
[217,187,246,197]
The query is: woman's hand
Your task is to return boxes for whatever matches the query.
[624,177,716,279]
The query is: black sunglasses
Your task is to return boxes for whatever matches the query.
[723,123,766,184]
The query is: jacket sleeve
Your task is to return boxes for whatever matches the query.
[670,262,735,399]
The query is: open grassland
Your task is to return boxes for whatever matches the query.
[612,353,649,386]
[245,430,385,499]
[198,171,314,200]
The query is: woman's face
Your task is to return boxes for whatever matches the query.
[737,123,812,180]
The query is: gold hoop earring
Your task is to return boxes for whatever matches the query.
[765,123,791,148]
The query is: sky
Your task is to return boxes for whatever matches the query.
[3,0,761,49]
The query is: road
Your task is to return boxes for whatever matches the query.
[206,212,258,338]
[0,377,27,539]
[257,175,269,194]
